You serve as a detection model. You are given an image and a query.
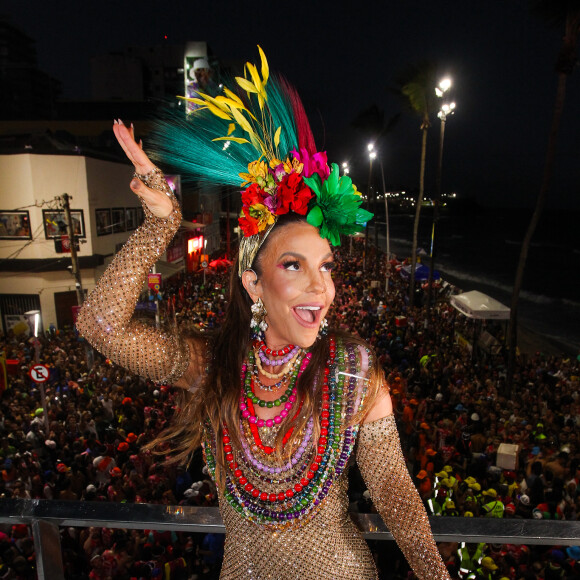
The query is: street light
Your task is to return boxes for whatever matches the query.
[342,161,350,175]
[363,144,376,271]
[438,101,456,121]
[427,78,456,309]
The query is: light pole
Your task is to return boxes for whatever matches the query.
[363,144,376,272]
[377,156,391,293]
[427,78,456,310]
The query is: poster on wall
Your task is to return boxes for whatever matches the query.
[43,209,86,239]
[111,208,126,233]
[4,315,30,337]
[0,211,32,239]
[96,209,112,236]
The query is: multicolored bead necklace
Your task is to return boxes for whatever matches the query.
[202,336,372,530]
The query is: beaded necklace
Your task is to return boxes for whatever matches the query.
[254,349,302,379]
[257,344,300,367]
[252,370,290,392]
[202,336,373,531]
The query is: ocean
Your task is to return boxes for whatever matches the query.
[372,207,580,354]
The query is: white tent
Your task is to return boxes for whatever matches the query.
[450,290,510,320]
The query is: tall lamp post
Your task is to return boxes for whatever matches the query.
[364,144,376,272]
[427,78,456,310]
[377,156,391,293]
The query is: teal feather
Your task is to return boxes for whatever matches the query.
[149,75,300,186]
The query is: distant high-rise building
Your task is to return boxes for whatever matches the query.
[0,16,61,119]
[90,41,212,103]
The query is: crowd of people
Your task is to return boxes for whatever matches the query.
[0,239,579,579]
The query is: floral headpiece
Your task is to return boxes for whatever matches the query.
[151,47,373,277]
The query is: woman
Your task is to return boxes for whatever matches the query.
[77,48,450,579]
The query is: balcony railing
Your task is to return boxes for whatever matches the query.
[1,499,579,580]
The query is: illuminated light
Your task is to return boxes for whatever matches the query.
[435,87,443,98]
[342,162,348,168]
[439,78,451,92]
[188,235,204,254]
[369,151,376,160]
[164,35,168,40]
[367,143,374,151]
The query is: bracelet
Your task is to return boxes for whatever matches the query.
[134,166,172,197]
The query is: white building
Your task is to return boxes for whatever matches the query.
[0,151,191,335]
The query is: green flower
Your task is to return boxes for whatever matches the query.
[304,163,373,246]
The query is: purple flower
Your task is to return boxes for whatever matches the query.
[263,193,277,213]
[272,162,287,181]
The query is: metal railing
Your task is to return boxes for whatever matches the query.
[1,499,579,580]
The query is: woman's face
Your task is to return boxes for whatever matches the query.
[246,221,336,349]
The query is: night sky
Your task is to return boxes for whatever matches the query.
[4,0,580,208]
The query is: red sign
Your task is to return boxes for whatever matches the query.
[147,273,162,292]
[29,364,49,383]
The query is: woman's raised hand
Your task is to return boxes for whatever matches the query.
[113,120,174,219]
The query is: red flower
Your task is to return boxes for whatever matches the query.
[238,207,259,237]
[241,183,265,208]
[291,183,314,215]
[276,174,313,216]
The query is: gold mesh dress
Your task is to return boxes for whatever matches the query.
[77,173,450,580]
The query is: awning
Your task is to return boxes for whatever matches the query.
[450,290,510,320]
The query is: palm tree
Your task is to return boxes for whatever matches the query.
[395,61,439,305]
[507,1,580,386]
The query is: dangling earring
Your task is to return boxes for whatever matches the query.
[318,317,329,339]
[250,298,268,339]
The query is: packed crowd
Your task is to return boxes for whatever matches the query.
[0,239,579,579]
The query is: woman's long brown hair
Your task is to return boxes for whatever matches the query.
[148,215,382,488]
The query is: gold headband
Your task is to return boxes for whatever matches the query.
[238,220,277,277]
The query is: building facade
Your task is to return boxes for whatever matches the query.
[0,152,192,335]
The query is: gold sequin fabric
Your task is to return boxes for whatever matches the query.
[357,415,451,580]
[215,414,450,579]
[218,470,377,579]
[75,168,190,384]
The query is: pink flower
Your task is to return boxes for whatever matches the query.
[292,148,330,181]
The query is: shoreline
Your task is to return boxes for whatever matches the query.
[438,270,578,357]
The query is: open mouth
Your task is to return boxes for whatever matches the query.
[292,305,322,328]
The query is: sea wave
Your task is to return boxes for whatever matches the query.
[562,298,580,310]
[438,265,579,310]
[504,239,567,250]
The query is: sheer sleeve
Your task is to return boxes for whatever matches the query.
[356,414,450,580]
[76,168,191,385]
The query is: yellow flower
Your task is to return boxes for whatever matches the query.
[240,160,270,186]
[352,184,362,196]
[283,157,304,176]
[250,204,276,232]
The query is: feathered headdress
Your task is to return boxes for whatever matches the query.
[151,47,373,276]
